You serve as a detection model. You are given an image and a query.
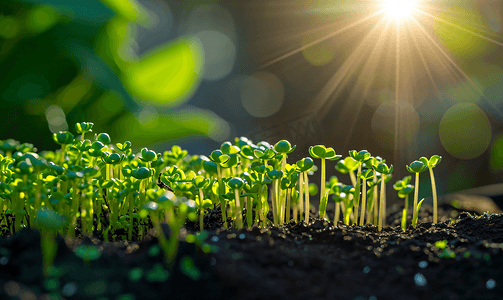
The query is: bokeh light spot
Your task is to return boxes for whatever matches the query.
[301,35,335,66]
[45,105,68,133]
[194,30,236,81]
[240,72,285,118]
[433,8,496,58]
[439,102,491,160]
[371,101,420,150]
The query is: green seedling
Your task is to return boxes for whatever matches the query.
[340,184,355,225]
[394,176,414,231]
[373,162,393,231]
[280,164,299,223]
[75,122,94,141]
[266,169,284,226]
[421,155,441,223]
[358,169,374,226]
[335,156,359,186]
[52,131,75,166]
[348,150,371,225]
[209,149,230,228]
[193,175,211,231]
[309,145,341,220]
[406,158,428,228]
[296,157,314,223]
[228,177,245,229]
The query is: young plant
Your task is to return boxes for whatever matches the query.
[394,176,414,231]
[358,169,374,226]
[227,177,245,229]
[422,155,442,223]
[75,122,94,141]
[266,169,284,226]
[296,157,314,224]
[209,150,230,228]
[280,164,299,223]
[340,184,355,225]
[52,131,75,166]
[406,159,428,228]
[335,156,359,186]
[308,145,341,220]
[348,150,371,225]
[193,175,211,231]
[373,162,393,231]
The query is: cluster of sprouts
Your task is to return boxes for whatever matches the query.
[0,121,442,275]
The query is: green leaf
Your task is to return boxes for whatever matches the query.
[406,160,427,173]
[309,145,326,159]
[220,141,240,155]
[274,140,296,154]
[123,37,203,106]
[428,155,442,168]
[296,157,314,172]
[228,178,245,190]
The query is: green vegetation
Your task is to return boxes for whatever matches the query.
[0,121,446,275]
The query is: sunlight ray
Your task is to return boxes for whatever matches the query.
[417,10,503,47]
[259,10,386,69]
[407,18,441,99]
[410,15,503,119]
[359,21,395,97]
[310,16,391,120]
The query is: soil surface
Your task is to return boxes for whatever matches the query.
[1,200,503,300]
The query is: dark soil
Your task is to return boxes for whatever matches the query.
[1,201,503,300]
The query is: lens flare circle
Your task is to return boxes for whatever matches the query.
[382,0,416,21]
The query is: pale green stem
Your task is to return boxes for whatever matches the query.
[372,173,378,225]
[334,201,340,224]
[319,158,327,219]
[304,172,310,223]
[234,189,243,229]
[429,167,438,224]
[271,180,278,226]
[349,170,357,186]
[359,178,367,226]
[216,164,228,228]
[199,188,205,231]
[379,177,385,231]
[412,172,419,228]
[298,175,304,222]
[286,188,291,223]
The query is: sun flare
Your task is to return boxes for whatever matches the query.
[382,0,416,22]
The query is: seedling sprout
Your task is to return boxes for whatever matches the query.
[0,121,449,278]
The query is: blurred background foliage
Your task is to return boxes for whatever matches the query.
[2,0,503,206]
[0,0,236,154]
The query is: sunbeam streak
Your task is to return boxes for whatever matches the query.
[259,10,385,69]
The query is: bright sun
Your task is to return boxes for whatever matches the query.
[382,0,416,21]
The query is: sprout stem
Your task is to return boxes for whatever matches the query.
[379,175,385,231]
[298,175,304,222]
[216,164,228,228]
[286,188,291,223]
[359,177,367,226]
[304,172,309,224]
[429,167,438,224]
[319,158,327,219]
[412,172,419,228]
[234,189,243,229]
[198,188,204,231]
